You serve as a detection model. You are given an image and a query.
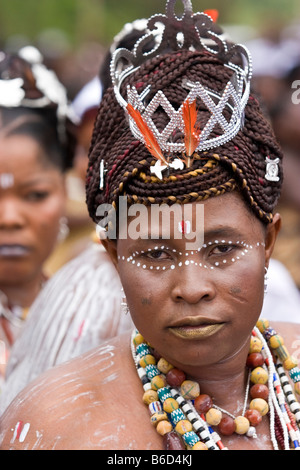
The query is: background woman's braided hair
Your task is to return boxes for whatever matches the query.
[86,48,283,227]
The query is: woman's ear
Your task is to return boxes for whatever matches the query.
[101,239,119,271]
[264,213,281,268]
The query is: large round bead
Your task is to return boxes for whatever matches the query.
[269,334,284,349]
[283,356,298,370]
[206,408,222,426]
[156,420,173,436]
[163,431,185,450]
[234,416,250,435]
[139,354,156,368]
[151,374,167,391]
[163,398,179,413]
[157,358,174,374]
[250,367,268,385]
[191,442,208,450]
[150,411,168,426]
[194,394,213,414]
[256,319,269,333]
[166,368,186,387]
[143,389,158,405]
[249,398,269,416]
[244,409,262,427]
[249,337,263,353]
[217,416,236,436]
[250,384,269,400]
[180,380,200,400]
[246,353,264,369]
[175,420,193,435]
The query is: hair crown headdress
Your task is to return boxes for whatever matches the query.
[110,0,253,179]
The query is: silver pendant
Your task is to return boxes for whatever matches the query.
[265,157,280,182]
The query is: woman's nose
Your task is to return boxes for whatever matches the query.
[0,198,26,230]
[170,263,217,304]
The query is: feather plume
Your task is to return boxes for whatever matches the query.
[127,104,167,165]
[182,99,201,157]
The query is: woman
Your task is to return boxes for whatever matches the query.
[0,47,72,377]
[0,1,299,450]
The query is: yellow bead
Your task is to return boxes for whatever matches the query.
[249,336,263,354]
[234,416,250,435]
[192,442,209,450]
[150,411,168,426]
[206,408,222,426]
[151,374,167,391]
[269,335,284,349]
[180,380,200,400]
[139,354,156,368]
[294,382,300,396]
[156,420,173,436]
[133,333,144,346]
[163,398,179,413]
[157,358,174,374]
[250,398,269,416]
[256,319,269,333]
[175,420,193,435]
[283,356,298,370]
[250,367,269,385]
[142,389,158,405]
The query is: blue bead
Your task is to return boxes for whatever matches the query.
[182,431,200,447]
[157,387,172,402]
[145,364,160,378]
[170,409,186,425]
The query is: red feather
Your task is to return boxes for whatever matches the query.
[182,99,201,157]
[204,9,219,23]
[127,104,167,164]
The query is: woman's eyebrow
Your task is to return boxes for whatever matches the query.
[203,227,246,240]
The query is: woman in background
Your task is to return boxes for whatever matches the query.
[0,47,74,379]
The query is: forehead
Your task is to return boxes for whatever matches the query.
[118,191,263,249]
[0,134,51,176]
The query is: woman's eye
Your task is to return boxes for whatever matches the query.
[210,244,234,255]
[25,191,49,201]
[145,250,171,260]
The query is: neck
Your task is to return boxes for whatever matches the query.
[165,335,251,416]
[1,272,45,309]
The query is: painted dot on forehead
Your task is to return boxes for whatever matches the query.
[0,173,14,189]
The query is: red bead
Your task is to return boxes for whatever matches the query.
[217,416,236,436]
[246,353,264,368]
[194,394,213,414]
[250,384,269,400]
[244,409,262,427]
[163,431,185,450]
[166,368,186,387]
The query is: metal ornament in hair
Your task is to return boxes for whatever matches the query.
[111,0,253,180]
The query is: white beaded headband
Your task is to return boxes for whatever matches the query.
[110,0,253,180]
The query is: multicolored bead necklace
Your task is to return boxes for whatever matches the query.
[131,319,300,450]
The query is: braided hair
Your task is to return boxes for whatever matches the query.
[86,49,283,227]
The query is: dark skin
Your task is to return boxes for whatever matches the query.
[0,192,298,450]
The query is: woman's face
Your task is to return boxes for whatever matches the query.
[109,192,279,370]
[0,134,66,285]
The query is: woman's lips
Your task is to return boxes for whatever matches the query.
[0,245,31,258]
[169,319,225,339]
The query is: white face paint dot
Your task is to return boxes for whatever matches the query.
[171,265,175,270]
[185,260,190,266]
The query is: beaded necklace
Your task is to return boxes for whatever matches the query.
[131,319,300,450]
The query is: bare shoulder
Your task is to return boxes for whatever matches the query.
[0,331,146,450]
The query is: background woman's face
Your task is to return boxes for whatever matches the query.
[115,192,274,369]
[0,134,66,285]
